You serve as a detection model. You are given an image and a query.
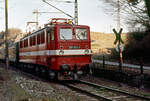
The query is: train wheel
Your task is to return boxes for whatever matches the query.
[22,63,25,71]
[41,67,47,78]
[25,64,29,72]
[48,70,56,80]
[35,65,40,76]
[30,64,34,73]
[27,64,30,72]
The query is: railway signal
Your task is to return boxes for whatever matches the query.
[113,28,124,71]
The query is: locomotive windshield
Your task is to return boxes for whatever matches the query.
[75,29,88,40]
[60,28,73,40]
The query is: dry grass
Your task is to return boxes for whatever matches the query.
[91,32,127,54]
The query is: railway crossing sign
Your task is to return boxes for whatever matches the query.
[113,28,124,71]
[113,28,124,45]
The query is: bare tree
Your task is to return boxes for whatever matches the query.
[8,28,22,39]
[99,0,150,31]
[0,28,22,46]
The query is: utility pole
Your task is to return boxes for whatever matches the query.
[5,0,9,70]
[74,0,78,25]
[117,0,120,31]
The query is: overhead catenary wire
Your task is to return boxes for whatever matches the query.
[42,0,74,19]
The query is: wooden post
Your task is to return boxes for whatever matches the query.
[140,57,143,75]
[5,0,9,70]
[103,54,105,68]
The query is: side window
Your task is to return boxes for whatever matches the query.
[47,30,50,43]
[30,37,32,46]
[20,41,23,48]
[28,38,30,47]
[41,32,45,44]
[24,40,26,48]
[51,30,54,40]
[33,36,36,46]
[24,39,28,47]
[37,34,41,44]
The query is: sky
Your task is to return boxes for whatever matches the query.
[0,0,127,33]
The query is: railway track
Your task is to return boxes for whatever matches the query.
[61,80,150,101]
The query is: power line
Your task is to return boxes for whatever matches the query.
[42,0,73,18]
[42,0,79,25]
[49,0,78,25]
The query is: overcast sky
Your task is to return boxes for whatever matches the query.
[0,0,127,33]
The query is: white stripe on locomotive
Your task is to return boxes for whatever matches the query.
[20,49,92,56]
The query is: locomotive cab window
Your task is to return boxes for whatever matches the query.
[60,28,73,40]
[75,29,88,40]
[51,30,54,40]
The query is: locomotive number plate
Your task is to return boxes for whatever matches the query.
[69,46,80,49]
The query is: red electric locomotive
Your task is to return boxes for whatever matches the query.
[19,18,92,80]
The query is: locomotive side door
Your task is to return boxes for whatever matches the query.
[46,28,55,50]
[47,29,51,50]
[46,28,56,68]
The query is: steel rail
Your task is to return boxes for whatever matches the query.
[79,80,150,101]
[60,81,113,101]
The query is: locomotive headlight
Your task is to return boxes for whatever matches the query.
[59,50,64,55]
[60,46,63,49]
[84,49,89,54]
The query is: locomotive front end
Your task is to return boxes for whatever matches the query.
[55,25,92,80]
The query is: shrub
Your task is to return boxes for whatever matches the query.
[123,31,150,62]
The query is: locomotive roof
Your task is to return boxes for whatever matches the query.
[20,27,47,41]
